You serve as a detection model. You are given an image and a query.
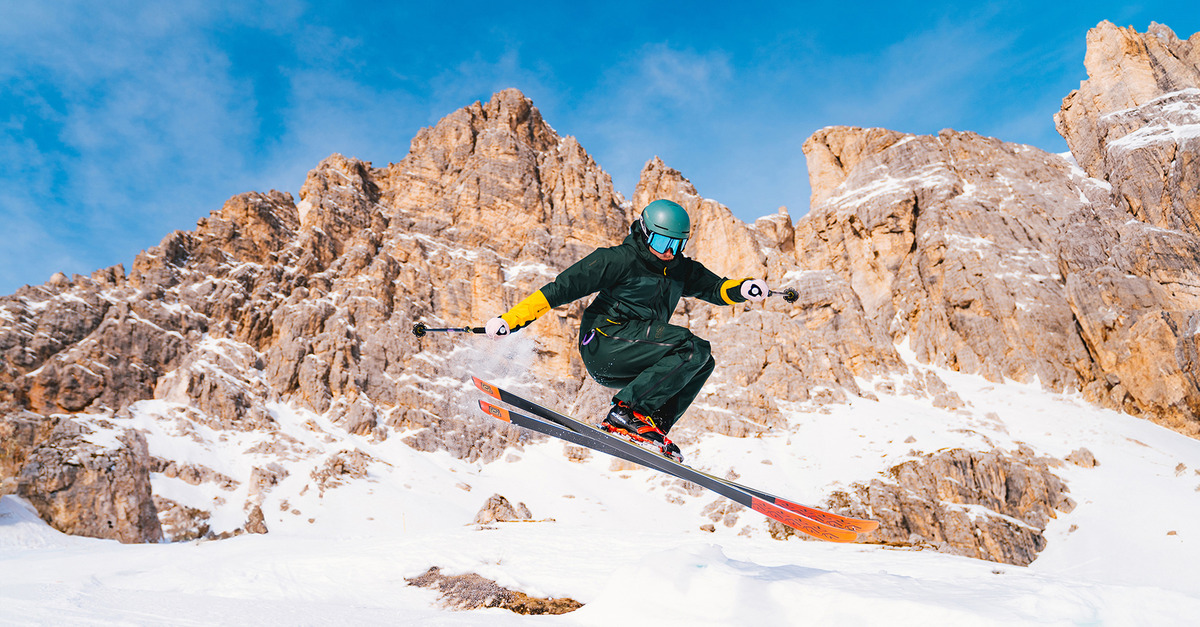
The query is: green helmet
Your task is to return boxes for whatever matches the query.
[639,199,691,255]
[641,199,691,238]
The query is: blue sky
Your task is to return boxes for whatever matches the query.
[1,2,1196,295]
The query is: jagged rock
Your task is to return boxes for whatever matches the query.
[562,445,591,463]
[804,127,912,207]
[1056,21,1200,231]
[406,566,582,614]
[824,447,1074,566]
[799,104,1200,434]
[1,412,162,543]
[1048,21,1200,430]
[331,394,382,437]
[245,504,269,535]
[1066,448,1099,467]
[310,449,373,496]
[700,498,744,528]
[1,274,208,417]
[473,493,533,524]
[150,457,240,491]
[801,127,1100,390]
[154,338,275,431]
[248,463,290,504]
[153,495,211,541]
[0,410,54,479]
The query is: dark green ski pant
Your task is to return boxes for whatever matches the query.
[579,319,715,434]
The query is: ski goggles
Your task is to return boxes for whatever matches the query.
[646,231,687,255]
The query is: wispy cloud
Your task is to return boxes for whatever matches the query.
[595,44,734,123]
[266,66,424,173]
[0,1,265,291]
[810,17,1016,131]
[625,44,735,106]
[564,44,736,203]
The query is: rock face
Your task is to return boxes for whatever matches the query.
[828,447,1075,566]
[0,23,1197,565]
[799,128,1096,391]
[789,21,1200,434]
[1056,21,1200,231]
[0,412,161,543]
[1053,21,1200,431]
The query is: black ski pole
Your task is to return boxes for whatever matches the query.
[412,322,486,338]
[770,287,799,303]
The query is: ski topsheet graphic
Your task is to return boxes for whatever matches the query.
[473,376,877,542]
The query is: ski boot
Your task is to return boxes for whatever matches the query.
[601,402,684,462]
[650,410,683,462]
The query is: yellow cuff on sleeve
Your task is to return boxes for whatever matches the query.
[500,290,552,331]
[720,278,750,305]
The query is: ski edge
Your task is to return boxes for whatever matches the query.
[471,376,878,533]
[477,399,858,543]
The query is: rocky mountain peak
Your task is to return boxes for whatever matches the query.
[1075,20,1199,114]
[1056,21,1200,231]
[803,126,912,207]
[378,88,630,265]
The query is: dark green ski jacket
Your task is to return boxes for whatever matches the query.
[538,224,748,335]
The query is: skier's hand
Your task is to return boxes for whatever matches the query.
[741,278,769,302]
[485,317,510,339]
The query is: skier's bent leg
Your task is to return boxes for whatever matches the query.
[654,354,715,434]
[615,332,712,420]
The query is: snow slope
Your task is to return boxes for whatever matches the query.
[3,351,1200,625]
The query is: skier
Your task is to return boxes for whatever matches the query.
[484,199,769,461]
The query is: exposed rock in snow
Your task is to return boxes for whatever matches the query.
[0,412,161,543]
[825,446,1074,566]
[472,493,533,524]
[406,566,581,614]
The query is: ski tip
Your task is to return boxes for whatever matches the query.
[750,497,859,543]
[774,498,880,532]
[472,376,501,399]
[478,400,511,423]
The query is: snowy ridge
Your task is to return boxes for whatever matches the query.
[1104,89,1200,152]
[824,162,954,208]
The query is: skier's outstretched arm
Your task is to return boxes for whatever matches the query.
[485,290,550,338]
[485,248,630,338]
[681,259,770,306]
